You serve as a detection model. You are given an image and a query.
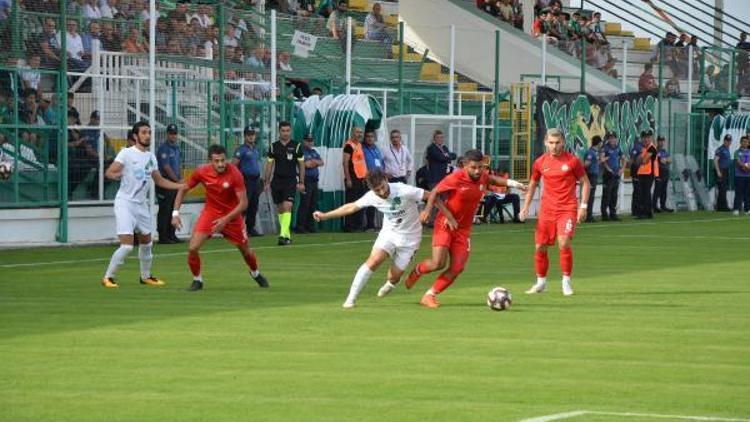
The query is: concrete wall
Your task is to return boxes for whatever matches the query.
[401,0,622,93]
[0,202,205,247]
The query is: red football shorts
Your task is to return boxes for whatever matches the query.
[194,211,248,246]
[432,227,471,268]
[535,212,577,246]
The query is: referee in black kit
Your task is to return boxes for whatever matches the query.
[263,121,306,246]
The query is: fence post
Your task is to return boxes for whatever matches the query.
[57,0,69,243]
[657,44,663,134]
[541,34,547,86]
[449,24,455,116]
[622,40,628,93]
[687,45,693,146]
[580,37,586,92]
[271,10,277,144]
[218,1,227,148]
[11,0,20,58]
[346,17,352,95]
[398,21,404,115]
[493,30,500,166]
[148,0,157,220]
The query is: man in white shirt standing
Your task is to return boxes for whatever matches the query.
[101,121,184,288]
[58,19,89,71]
[313,169,429,308]
[381,129,413,184]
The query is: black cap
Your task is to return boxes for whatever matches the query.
[303,133,313,141]
[724,134,732,141]
[243,125,256,135]
[605,131,617,139]
[91,110,99,118]
[657,135,666,141]
[166,124,178,134]
[643,129,653,137]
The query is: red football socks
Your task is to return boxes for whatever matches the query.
[559,247,573,276]
[534,250,549,277]
[431,272,456,294]
[416,261,433,276]
[188,251,201,277]
[243,251,258,272]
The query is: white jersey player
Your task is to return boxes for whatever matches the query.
[313,169,429,308]
[101,122,184,288]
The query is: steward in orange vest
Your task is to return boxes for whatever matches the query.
[634,131,658,219]
[343,127,368,231]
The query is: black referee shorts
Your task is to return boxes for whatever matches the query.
[271,179,297,204]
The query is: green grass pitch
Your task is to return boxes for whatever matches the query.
[1,212,748,421]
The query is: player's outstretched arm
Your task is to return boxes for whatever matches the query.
[104,161,124,181]
[171,183,192,230]
[577,173,590,223]
[433,195,457,230]
[313,203,361,222]
[489,175,527,191]
[519,179,539,221]
[152,171,183,191]
[420,188,438,222]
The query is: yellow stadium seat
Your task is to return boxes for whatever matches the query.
[420,62,442,79]
[620,30,634,37]
[392,44,401,57]
[355,24,365,39]
[457,82,478,92]
[498,101,511,119]
[349,0,369,12]
[604,22,621,36]
[404,52,422,62]
[384,15,399,27]
[107,138,129,153]
[633,37,652,50]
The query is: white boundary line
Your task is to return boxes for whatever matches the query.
[521,410,750,422]
[0,216,736,269]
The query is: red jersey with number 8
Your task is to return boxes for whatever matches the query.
[531,152,584,217]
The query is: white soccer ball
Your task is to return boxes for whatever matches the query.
[0,162,12,180]
[487,287,512,311]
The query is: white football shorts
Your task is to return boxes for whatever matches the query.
[373,231,422,271]
[114,199,153,236]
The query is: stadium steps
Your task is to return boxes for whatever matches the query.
[400,0,622,93]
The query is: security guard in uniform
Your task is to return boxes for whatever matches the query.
[652,135,673,213]
[232,125,263,237]
[714,134,733,211]
[629,131,645,216]
[156,123,182,243]
[600,132,625,221]
[583,135,602,222]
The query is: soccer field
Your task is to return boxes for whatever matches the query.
[1,212,748,421]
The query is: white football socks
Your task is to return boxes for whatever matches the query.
[104,244,134,279]
[344,264,373,305]
[138,242,153,280]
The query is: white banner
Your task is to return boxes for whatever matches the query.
[707,114,750,159]
[291,30,317,58]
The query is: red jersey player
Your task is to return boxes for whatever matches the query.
[405,149,526,308]
[171,144,269,291]
[520,128,590,296]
